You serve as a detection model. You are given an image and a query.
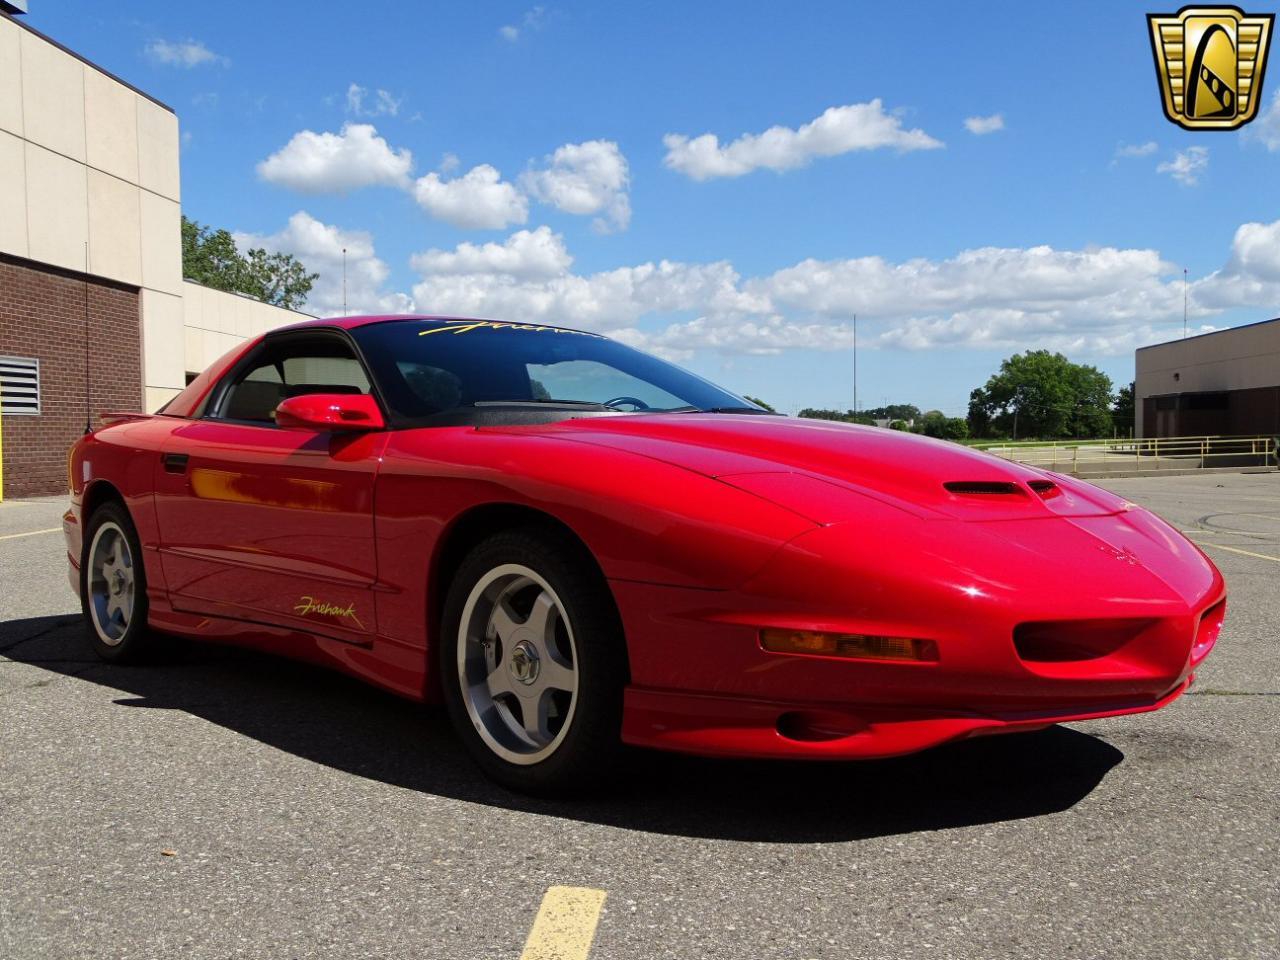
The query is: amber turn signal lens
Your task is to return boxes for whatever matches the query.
[760,629,939,663]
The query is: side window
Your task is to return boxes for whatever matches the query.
[217,338,372,424]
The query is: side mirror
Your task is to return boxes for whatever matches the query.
[274,393,386,432]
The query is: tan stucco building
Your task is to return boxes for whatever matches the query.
[1135,318,1280,439]
[0,9,310,496]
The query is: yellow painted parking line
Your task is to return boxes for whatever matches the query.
[520,886,607,960]
[1192,541,1280,565]
[0,527,61,542]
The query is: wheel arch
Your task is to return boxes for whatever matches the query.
[82,478,126,524]
[425,502,629,700]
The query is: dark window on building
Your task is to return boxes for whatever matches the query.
[1155,396,1177,411]
[1184,392,1229,411]
[0,356,40,415]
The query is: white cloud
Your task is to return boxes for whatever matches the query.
[500,6,546,42]
[257,123,413,194]
[345,83,402,118]
[410,227,572,280]
[1114,140,1158,159]
[963,114,1004,135]
[409,233,765,332]
[233,210,1280,361]
[404,230,1213,357]
[615,318,856,363]
[663,100,943,180]
[411,164,528,230]
[1246,91,1280,150]
[145,39,226,68]
[1196,218,1280,313]
[1157,146,1208,185]
[521,140,631,232]
[235,212,412,317]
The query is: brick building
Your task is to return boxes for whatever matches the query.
[0,7,309,498]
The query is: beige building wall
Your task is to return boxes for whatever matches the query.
[0,14,312,415]
[171,281,315,411]
[1134,319,1280,437]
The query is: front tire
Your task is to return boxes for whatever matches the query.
[440,527,626,796]
[81,500,154,663]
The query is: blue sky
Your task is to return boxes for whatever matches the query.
[26,0,1280,415]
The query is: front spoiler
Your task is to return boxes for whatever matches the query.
[620,679,1191,760]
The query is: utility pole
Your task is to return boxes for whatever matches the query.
[342,247,348,316]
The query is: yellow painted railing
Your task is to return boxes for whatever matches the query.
[978,435,1277,476]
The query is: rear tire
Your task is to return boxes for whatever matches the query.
[81,500,154,663]
[440,526,626,796]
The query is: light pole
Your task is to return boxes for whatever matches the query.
[852,313,858,416]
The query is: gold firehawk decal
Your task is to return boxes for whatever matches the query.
[418,320,603,338]
[1148,6,1273,130]
[294,596,365,630]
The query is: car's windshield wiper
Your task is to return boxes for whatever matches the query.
[471,399,625,411]
[664,405,779,415]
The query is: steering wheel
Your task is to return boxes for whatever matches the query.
[603,395,650,411]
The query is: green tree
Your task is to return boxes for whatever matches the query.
[967,350,1114,440]
[1112,382,1135,438]
[798,408,875,425]
[918,410,969,441]
[860,403,921,422]
[743,395,776,412]
[181,216,318,310]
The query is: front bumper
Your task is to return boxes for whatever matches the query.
[63,507,81,598]
[621,678,1192,760]
[612,511,1225,760]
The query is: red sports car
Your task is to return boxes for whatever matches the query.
[64,316,1225,794]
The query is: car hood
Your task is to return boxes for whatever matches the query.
[486,413,1130,522]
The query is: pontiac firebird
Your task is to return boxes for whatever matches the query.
[63,316,1225,794]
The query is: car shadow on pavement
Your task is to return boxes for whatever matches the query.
[2,614,1125,844]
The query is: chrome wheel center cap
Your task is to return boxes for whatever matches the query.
[112,570,127,595]
[509,640,541,685]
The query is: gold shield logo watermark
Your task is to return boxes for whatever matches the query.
[1148,5,1274,129]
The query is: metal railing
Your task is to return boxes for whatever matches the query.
[974,435,1278,476]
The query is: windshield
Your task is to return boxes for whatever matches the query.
[351,319,762,422]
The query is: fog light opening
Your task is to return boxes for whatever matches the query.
[760,629,939,663]
[776,710,869,742]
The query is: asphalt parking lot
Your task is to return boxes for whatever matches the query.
[2,473,1277,960]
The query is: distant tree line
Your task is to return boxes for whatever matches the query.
[788,350,1136,443]
[798,405,969,440]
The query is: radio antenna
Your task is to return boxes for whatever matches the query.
[84,241,91,434]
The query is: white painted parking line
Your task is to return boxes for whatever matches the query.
[0,527,61,542]
[1191,541,1280,565]
[520,886,607,960]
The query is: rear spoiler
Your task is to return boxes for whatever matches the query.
[98,411,157,426]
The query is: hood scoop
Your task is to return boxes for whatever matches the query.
[944,481,1025,497]
[943,479,1062,501]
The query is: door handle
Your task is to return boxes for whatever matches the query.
[161,453,190,474]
